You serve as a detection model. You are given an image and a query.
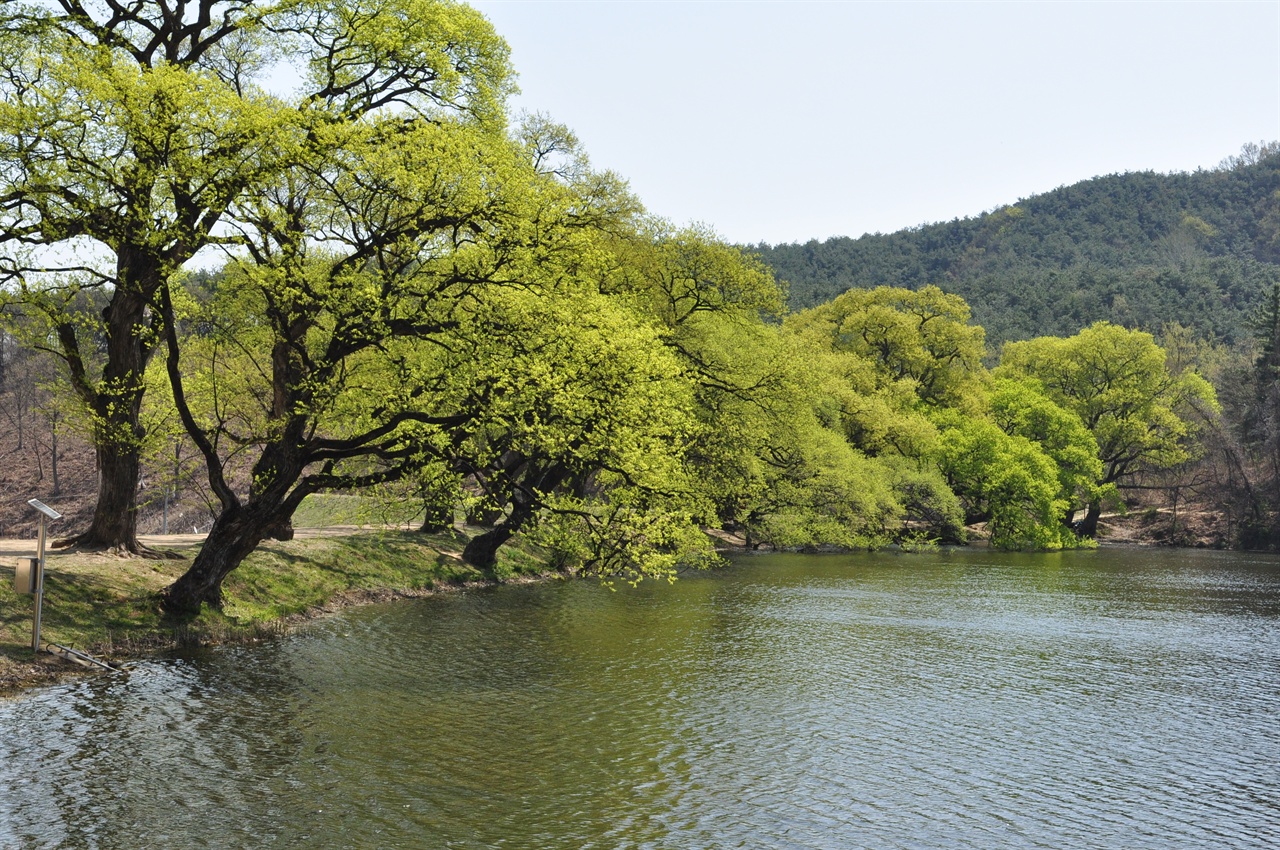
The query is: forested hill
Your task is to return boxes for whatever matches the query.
[751,146,1280,345]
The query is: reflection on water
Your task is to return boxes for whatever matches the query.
[2,547,1279,848]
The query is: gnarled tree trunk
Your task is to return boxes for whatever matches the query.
[462,513,526,577]
[462,463,568,576]
[161,501,289,616]
[56,284,164,555]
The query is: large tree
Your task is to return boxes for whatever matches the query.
[158,109,706,614]
[0,0,509,553]
[996,321,1218,536]
[785,284,987,410]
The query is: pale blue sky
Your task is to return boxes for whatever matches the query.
[471,0,1280,246]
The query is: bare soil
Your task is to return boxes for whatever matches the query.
[0,405,222,541]
[1097,506,1232,549]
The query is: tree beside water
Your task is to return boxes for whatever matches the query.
[0,1,1254,615]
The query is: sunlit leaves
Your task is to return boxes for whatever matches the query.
[997,321,1219,485]
[787,284,986,408]
[934,413,1077,550]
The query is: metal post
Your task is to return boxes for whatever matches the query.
[32,513,46,653]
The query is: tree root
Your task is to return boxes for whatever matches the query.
[51,533,187,560]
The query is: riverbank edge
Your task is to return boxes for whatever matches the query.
[0,512,1212,700]
[0,528,563,699]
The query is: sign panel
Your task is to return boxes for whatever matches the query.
[14,557,36,595]
[27,499,62,520]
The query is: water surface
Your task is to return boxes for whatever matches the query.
[2,547,1278,848]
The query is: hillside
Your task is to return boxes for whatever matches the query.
[753,145,1280,344]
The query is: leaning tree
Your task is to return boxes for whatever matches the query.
[996,321,1219,536]
[158,110,704,614]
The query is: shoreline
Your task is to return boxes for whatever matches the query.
[0,527,554,699]
[1,570,569,699]
[0,517,1227,700]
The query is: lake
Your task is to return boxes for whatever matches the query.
[2,547,1278,848]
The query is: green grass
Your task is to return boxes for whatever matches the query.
[220,530,487,620]
[1,528,553,689]
[291,493,426,528]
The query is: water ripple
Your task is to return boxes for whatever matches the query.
[1,548,1278,848]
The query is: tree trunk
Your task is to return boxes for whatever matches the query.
[50,422,59,497]
[65,441,144,552]
[161,504,276,616]
[462,522,520,577]
[463,499,536,576]
[262,516,295,541]
[461,464,567,575]
[418,501,454,534]
[58,284,155,553]
[1076,502,1103,538]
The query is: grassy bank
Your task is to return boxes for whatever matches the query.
[0,529,552,696]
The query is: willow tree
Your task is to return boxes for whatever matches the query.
[786,285,987,409]
[0,0,509,553]
[783,285,990,541]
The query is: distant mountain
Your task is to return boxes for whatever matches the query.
[752,145,1280,345]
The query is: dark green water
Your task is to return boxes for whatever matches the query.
[2,547,1279,849]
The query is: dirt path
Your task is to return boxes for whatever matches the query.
[0,526,372,568]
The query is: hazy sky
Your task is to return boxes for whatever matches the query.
[471,0,1280,246]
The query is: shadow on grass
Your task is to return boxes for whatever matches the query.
[2,527,559,673]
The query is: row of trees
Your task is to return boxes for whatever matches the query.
[0,0,1223,617]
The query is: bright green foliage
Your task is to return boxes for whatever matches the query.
[782,285,992,540]
[878,455,966,543]
[996,322,1219,489]
[6,1,1213,610]
[933,413,1077,550]
[786,285,987,408]
[607,226,904,550]
[988,377,1104,513]
[0,0,514,550]
[698,328,902,549]
[785,284,1105,547]
[446,284,710,582]
[158,106,730,609]
[610,222,786,327]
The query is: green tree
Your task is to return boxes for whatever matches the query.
[933,413,1076,550]
[601,225,909,550]
[451,286,706,579]
[988,377,1104,522]
[684,323,903,549]
[159,110,710,613]
[0,0,510,553]
[784,285,987,541]
[996,321,1218,535]
[158,110,529,613]
[786,285,986,408]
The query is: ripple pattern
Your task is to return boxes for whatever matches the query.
[1,547,1278,849]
